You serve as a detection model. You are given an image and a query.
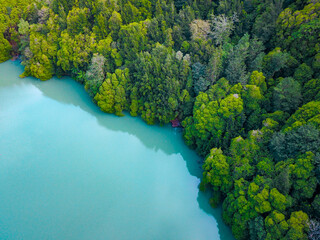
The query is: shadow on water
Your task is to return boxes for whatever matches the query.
[0,60,234,239]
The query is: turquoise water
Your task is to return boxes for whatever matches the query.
[0,61,234,240]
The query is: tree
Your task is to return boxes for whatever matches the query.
[242,84,264,131]
[283,101,320,131]
[252,0,284,45]
[285,211,309,240]
[225,34,250,85]
[276,2,320,63]
[66,7,90,36]
[222,178,257,240]
[0,34,12,62]
[210,14,237,45]
[270,125,320,162]
[303,79,320,103]
[265,210,289,240]
[273,77,301,113]
[96,36,122,72]
[108,11,122,41]
[201,148,232,194]
[17,18,29,35]
[118,21,148,64]
[184,90,244,155]
[192,62,208,94]
[249,216,267,240]
[206,47,224,86]
[52,0,75,14]
[57,31,96,73]
[85,54,106,97]
[22,20,59,80]
[291,152,317,200]
[312,195,320,217]
[294,63,313,84]
[272,167,291,195]
[94,68,130,116]
[190,19,211,41]
[262,48,290,79]
[269,188,287,212]
[249,71,267,93]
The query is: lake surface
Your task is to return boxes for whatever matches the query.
[0,61,234,240]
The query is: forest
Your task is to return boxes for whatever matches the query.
[0,0,320,239]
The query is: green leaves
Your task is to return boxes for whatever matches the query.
[95,68,130,116]
[0,34,11,62]
[273,77,301,114]
[57,31,96,73]
[66,7,90,36]
[202,148,232,194]
[118,22,148,63]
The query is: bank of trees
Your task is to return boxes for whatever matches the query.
[1,0,320,239]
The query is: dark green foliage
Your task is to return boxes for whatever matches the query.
[225,33,250,85]
[272,167,291,195]
[273,77,301,113]
[118,22,148,63]
[294,63,313,84]
[312,195,320,217]
[252,0,284,44]
[270,124,320,162]
[192,62,207,94]
[262,48,290,79]
[249,216,267,240]
[303,79,320,103]
[52,0,75,14]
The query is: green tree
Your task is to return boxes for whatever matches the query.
[66,7,90,36]
[283,101,320,131]
[0,34,11,62]
[265,210,289,240]
[285,211,309,240]
[290,152,317,200]
[294,63,313,84]
[202,148,232,194]
[108,11,122,41]
[273,77,301,113]
[249,216,267,240]
[118,21,148,64]
[225,34,250,85]
[270,125,320,162]
[302,79,320,103]
[262,48,290,79]
[276,2,320,64]
[249,71,267,93]
[95,68,130,116]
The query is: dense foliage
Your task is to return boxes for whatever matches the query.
[1,0,320,239]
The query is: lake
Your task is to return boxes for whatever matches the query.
[0,61,234,240]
